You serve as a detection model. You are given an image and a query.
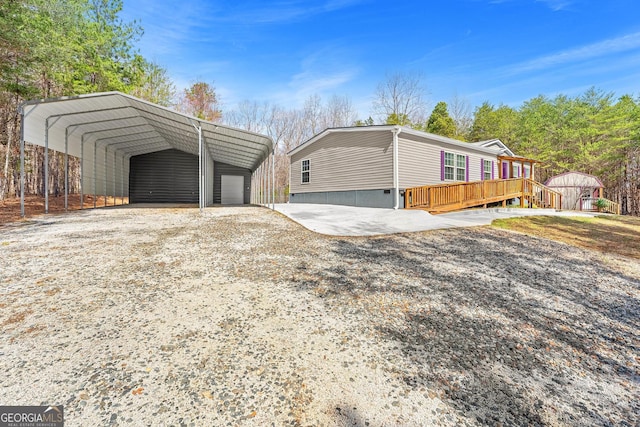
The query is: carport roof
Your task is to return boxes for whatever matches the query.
[21,91,273,171]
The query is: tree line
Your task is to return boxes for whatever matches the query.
[224,74,640,215]
[1,2,638,214]
[408,86,639,215]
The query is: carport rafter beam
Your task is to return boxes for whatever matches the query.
[116,141,172,157]
[20,105,149,216]
[100,135,166,153]
[60,111,144,211]
[137,113,270,167]
[133,106,272,160]
[78,124,157,208]
[45,107,139,211]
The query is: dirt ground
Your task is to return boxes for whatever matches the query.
[0,195,128,226]
[1,206,638,426]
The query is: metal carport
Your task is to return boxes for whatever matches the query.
[18,92,276,216]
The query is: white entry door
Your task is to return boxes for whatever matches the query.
[221,175,244,204]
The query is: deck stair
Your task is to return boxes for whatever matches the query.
[404,178,562,213]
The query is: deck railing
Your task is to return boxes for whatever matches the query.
[523,179,562,210]
[582,197,621,215]
[405,178,562,213]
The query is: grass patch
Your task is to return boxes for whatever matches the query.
[491,215,640,260]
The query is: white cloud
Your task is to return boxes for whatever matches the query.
[209,0,366,25]
[505,31,640,75]
[488,0,575,11]
[535,0,574,11]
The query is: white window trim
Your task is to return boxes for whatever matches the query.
[444,151,467,182]
[483,160,492,181]
[301,159,310,184]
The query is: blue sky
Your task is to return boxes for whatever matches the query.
[121,0,640,119]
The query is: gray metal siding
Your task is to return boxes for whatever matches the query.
[397,134,498,188]
[213,162,251,204]
[129,149,198,203]
[289,189,398,208]
[290,130,393,194]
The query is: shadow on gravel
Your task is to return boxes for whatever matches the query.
[292,229,639,426]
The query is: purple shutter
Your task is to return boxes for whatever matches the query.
[491,161,495,180]
[440,150,445,181]
[480,158,484,181]
[466,156,469,182]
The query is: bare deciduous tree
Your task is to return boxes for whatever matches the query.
[372,71,428,126]
[449,93,473,141]
[324,94,358,128]
[225,100,272,134]
[303,94,324,136]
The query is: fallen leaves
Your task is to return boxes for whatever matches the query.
[131,387,144,396]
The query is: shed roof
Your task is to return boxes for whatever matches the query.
[544,171,604,188]
[21,91,273,170]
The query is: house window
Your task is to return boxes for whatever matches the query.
[456,154,466,181]
[483,160,492,181]
[444,152,455,180]
[301,159,310,183]
[444,152,467,181]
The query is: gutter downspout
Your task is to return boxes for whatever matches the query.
[392,126,401,209]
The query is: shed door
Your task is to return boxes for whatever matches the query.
[221,175,244,204]
[129,149,198,203]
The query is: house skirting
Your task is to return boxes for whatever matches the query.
[289,189,403,209]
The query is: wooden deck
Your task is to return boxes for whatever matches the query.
[404,178,562,213]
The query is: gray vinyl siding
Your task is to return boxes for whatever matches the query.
[213,161,251,204]
[290,130,393,194]
[397,134,498,188]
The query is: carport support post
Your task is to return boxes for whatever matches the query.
[271,148,275,209]
[64,127,69,211]
[112,150,116,206]
[80,135,84,209]
[19,107,25,218]
[121,156,125,205]
[198,125,203,212]
[44,117,49,213]
[261,162,265,205]
[104,145,107,207]
[190,120,203,212]
[93,140,97,208]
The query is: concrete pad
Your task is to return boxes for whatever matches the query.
[273,203,598,236]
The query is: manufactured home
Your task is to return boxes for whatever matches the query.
[288,126,535,209]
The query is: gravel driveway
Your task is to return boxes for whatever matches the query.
[1,206,638,426]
